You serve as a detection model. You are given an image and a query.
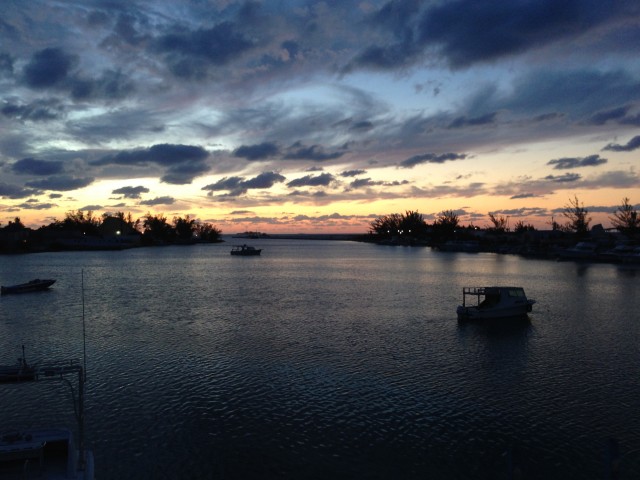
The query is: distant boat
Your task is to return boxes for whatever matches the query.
[1,279,56,295]
[230,244,262,256]
[556,242,599,261]
[456,286,535,321]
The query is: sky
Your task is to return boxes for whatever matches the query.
[1,0,639,234]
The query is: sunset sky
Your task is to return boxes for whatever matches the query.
[1,0,639,234]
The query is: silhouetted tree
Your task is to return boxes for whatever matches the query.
[514,221,535,233]
[399,210,428,237]
[142,213,174,244]
[369,213,403,237]
[562,195,591,236]
[610,197,639,236]
[432,210,459,241]
[194,222,222,242]
[49,210,101,235]
[173,215,196,242]
[3,217,25,231]
[487,213,509,233]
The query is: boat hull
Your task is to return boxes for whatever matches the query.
[1,279,56,295]
[0,427,94,479]
[457,302,533,321]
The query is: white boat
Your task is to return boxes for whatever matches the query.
[556,242,599,261]
[0,355,94,479]
[456,286,535,321]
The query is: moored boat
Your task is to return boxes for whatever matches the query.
[556,242,599,261]
[0,346,35,383]
[230,244,262,256]
[0,350,94,479]
[1,279,56,295]
[456,286,535,321]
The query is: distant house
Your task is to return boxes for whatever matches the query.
[98,217,141,248]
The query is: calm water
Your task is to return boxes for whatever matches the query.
[1,239,639,479]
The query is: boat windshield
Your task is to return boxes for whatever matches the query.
[507,288,526,297]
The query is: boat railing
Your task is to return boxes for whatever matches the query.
[1,356,88,473]
[461,287,487,307]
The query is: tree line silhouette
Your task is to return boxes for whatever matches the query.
[0,210,222,252]
[368,196,639,244]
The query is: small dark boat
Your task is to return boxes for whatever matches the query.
[230,244,262,256]
[0,346,35,383]
[1,278,56,295]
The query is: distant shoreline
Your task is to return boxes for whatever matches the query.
[236,233,365,241]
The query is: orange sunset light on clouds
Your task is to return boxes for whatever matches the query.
[1,1,639,234]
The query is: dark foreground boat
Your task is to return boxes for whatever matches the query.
[457,286,535,321]
[1,279,56,295]
[230,244,262,256]
[0,349,94,479]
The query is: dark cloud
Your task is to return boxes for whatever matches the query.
[242,171,286,189]
[152,21,255,78]
[80,204,103,211]
[341,169,366,177]
[349,178,382,189]
[20,47,134,101]
[350,121,374,132]
[161,161,211,185]
[233,142,279,160]
[22,48,77,89]
[1,98,65,122]
[283,142,345,161]
[139,196,176,206]
[69,69,135,101]
[417,0,630,68]
[112,185,150,199]
[0,53,14,77]
[543,173,581,183]
[17,201,57,210]
[202,176,244,192]
[585,106,630,125]
[201,171,285,196]
[0,182,39,199]
[93,144,210,184]
[11,157,64,175]
[503,69,640,119]
[602,135,640,152]
[287,173,334,188]
[510,193,540,199]
[547,154,607,169]
[25,176,94,191]
[349,0,633,71]
[448,113,498,129]
[400,152,467,169]
[94,143,208,166]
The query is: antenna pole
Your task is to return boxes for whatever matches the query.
[82,270,87,382]
[80,269,87,470]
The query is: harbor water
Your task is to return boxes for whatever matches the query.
[1,239,639,479]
